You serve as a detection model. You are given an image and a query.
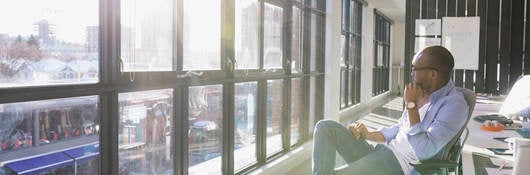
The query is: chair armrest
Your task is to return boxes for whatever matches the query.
[409,160,458,172]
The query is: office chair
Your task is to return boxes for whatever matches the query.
[410,87,476,175]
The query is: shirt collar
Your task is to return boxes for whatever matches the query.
[429,81,454,103]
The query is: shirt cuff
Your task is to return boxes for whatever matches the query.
[379,127,397,143]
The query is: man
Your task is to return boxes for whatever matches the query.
[312,46,469,175]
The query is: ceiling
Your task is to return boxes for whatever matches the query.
[366,0,406,22]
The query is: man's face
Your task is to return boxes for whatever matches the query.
[411,54,436,91]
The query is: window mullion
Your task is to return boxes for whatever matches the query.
[100,92,119,175]
[285,1,293,74]
[302,3,311,73]
[223,83,235,174]
[222,0,235,77]
[175,86,188,175]
[259,0,265,70]
[300,77,310,139]
[282,78,291,150]
[256,80,267,164]
[175,0,183,71]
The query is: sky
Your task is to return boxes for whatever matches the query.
[0,0,98,43]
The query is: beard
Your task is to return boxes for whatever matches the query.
[413,81,431,93]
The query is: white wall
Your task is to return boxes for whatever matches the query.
[323,0,342,121]
[391,22,406,94]
[359,6,374,104]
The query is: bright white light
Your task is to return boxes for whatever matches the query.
[0,0,98,44]
[499,75,530,116]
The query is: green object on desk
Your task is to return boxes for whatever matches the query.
[516,129,530,139]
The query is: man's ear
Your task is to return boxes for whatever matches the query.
[430,70,439,79]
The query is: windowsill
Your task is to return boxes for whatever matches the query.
[339,91,392,122]
[188,140,313,175]
[189,134,285,174]
[248,141,313,175]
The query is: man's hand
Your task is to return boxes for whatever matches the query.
[404,83,423,103]
[348,122,368,139]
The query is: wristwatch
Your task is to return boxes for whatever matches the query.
[406,101,417,110]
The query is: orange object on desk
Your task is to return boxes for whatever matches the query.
[481,125,505,131]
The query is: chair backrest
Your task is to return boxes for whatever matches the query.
[440,87,476,161]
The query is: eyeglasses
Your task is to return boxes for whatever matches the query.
[411,67,439,72]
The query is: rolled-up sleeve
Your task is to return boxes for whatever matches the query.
[406,97,469,160]
[379,125,400,143]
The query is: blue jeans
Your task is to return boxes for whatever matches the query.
[312,119,404,175]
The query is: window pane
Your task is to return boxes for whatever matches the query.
[121,0,173,72]
[234,82,257,170]
[309,77,316,133]
[235,0,259,69]
[118,89,174,174]
[349,34,356,67]
[263,4,283,69]
[183,0,220,70]
[310,14,318,71]
[266,80,283,155]
[340,70,347,108]
[349,1,355,33]
[341,0,347,31]
[349,70,354,106]
[356,36,362,68]
[0,96,99,174]
[0,0,99,88]
[291,7,302,73]
[357,5,363,33]
[340,35,346,67]
[291,78,303,145]
[188,85,222,175]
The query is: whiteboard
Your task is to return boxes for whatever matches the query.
[415,19,441,36]
[442,17,480,70]
[415,37,441,53]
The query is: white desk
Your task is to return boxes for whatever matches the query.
[462,97,521,175]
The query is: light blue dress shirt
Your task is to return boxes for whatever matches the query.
[379,81,469,174]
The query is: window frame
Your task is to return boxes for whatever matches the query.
[0,0,326,174]
[372,9,392,96]
[340,0,363,109]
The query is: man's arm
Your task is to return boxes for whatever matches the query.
[348,123,386,143]
[404,83,422,126]
[362,131,386,143]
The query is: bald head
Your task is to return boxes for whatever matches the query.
[417,46,454,83]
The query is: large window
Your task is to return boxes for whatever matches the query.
[0,0,325,175]
[373,10,391,96]
[183,0,221,70]
[118,89,174,174]
[266,80,283,155]
[234,82,258,170]
[291,7,303,73]
[235,0,259,69]
[263,4,284,69]
[0,96,100,175]
[340,0,363,109]
[121,0,174,71]
[0,0,99,88]
[188,85,222,174]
